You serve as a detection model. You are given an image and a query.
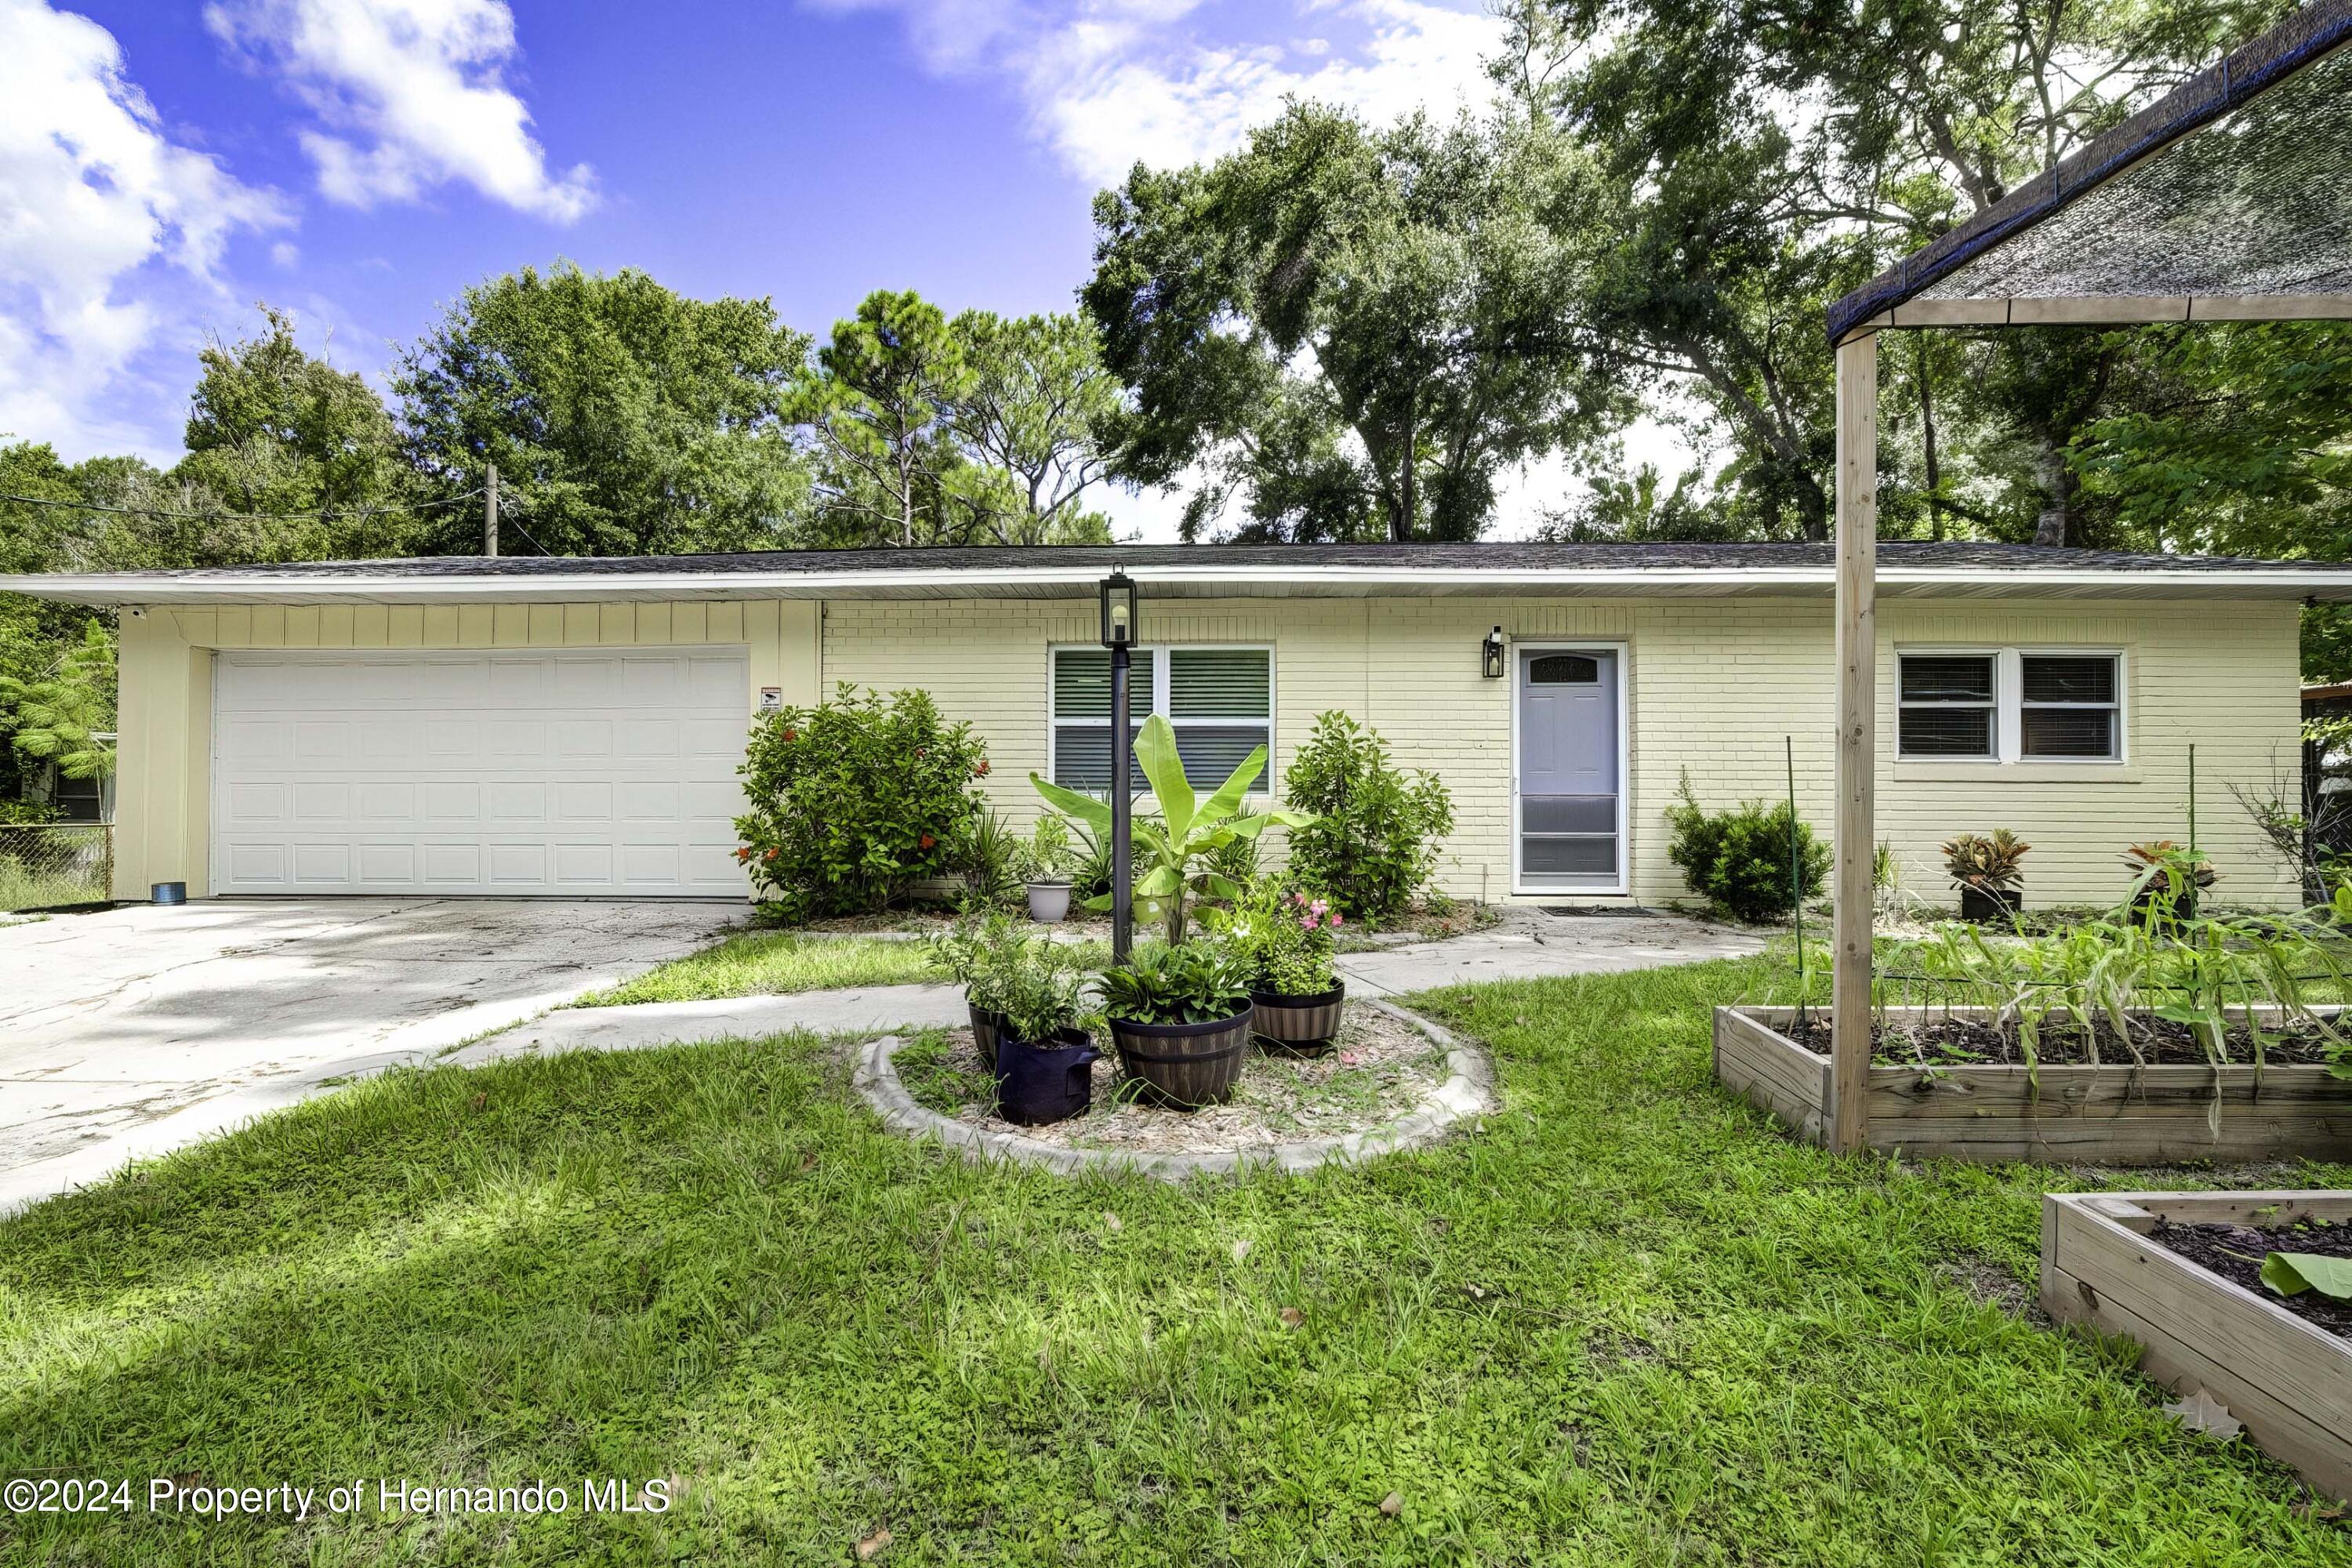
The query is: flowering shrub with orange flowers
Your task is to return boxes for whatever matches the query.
[735,683,990,923]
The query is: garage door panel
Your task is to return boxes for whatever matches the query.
[293,782,350,822]
[225,843,289,884]
[358,844,416,883]
[227,781,287,826]
[420,782,481,823]
[356,782,416,823]
[294,844,351,884]
[215,648,749,897]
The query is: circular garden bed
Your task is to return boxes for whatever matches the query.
[854,1000,1497,1179]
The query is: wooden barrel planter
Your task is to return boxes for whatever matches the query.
[968,1004,1007,1067]
[1109,1011,1251,1108]
[1250,983,1345,1055]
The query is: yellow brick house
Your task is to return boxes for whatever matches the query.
[6,542,2347,911]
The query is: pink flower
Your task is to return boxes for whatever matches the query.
[1331,912,1342,926]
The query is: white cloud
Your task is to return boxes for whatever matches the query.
[0,0,289,456]
[206,0,595,221]
[822,0,1503,185]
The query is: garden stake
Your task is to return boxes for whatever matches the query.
[1788,736,1809,1029]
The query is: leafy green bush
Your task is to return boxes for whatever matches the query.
[735,683,989,924]
[0,800,61,826]
[1281,712,1454,923]
[1095,940,1254,1025]
[1663,775,1829,924]
[927,912,1093,1040]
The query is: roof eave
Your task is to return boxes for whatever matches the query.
[7,564,2349,606]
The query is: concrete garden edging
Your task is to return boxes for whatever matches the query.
[853,998,1498,1181]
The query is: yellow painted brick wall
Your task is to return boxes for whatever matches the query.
[823,594,2304,913]
[114,591,2302,912]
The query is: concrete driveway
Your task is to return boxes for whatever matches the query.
[0,898,742,1214]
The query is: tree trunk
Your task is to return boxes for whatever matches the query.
[2031,436,2073,547]
[1796,475,1830,543]
[1392,388,1417,543]
[1916,336,1944,542]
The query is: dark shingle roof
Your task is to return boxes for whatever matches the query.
[64,539,2352,581]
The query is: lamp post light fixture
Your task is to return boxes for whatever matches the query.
[1101,571,1138,963]
[1482,626,1508,680]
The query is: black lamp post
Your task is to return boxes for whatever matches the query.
[1101,570,1139,963]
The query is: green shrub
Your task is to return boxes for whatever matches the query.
[1663,775,1829,924]
[735,683,989,924]
[1281,712,1454,923]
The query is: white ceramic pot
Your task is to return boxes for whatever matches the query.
[1026,880,1073,922]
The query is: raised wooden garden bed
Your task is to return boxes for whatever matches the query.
[1712,1006,2352,1163]
[2042,1189,2352,1501]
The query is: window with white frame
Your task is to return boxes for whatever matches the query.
[1049,646,1273,792]
[1896,649,2122,762]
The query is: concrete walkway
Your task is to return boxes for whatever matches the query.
[1338,910,1764,996]
[442,909,1764,1064]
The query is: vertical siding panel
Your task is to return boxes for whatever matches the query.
[524,604,562,645]
[352,604,390,648]
[174,609,217,648]
[318,604,355,648]
[673,602,708,644]
[249,604,286,648]
[214,605,252,648]
[422,605,459,647]
[562,604,598,644]
[387,604,425,648]
[707,601,745,643]
[285,606,321,648]
[599,603,637,645]
[638,601,673,644]
[461,604,497,648]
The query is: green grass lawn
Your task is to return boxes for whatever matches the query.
[5,959,2350,1564]
[575,931,949,1005]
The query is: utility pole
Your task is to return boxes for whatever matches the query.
[484,463,499,557]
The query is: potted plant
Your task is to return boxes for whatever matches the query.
[930,914,1099,1123]
[1033,714,1312,944]
[2126,840,2216,924]
[1020,814,1078,923]
[1208,880,1346,1054]
[1943,829,2028,922]
[1096,940,1255,1107]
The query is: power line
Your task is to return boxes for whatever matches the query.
[0,487,485,524]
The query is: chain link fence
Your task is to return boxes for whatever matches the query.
[0,823,114,912]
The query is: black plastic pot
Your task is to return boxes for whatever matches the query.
[1250,982,1345,1055]
[1109,1010,1252,1107]
[992,1026,1100,1126]
[1957,884,2021,923]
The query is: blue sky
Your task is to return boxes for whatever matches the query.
[0,2,1583,538]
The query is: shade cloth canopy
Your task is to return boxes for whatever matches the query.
[1830,0,2352,339]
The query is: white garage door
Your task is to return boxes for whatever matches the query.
[212,647,750,896]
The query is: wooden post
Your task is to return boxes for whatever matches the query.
[485,463,500,557]
[1830,332,1878,1153]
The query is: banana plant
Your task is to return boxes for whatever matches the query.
[1032,713,1312,944]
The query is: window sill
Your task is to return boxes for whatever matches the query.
[1893,760,2140,786]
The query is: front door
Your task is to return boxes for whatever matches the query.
[1517,648,1621,891]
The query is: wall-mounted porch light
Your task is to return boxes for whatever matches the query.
[1481,626,1507,680]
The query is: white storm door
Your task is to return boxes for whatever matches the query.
[212,647,749,896]
[1515,646,1624,893]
